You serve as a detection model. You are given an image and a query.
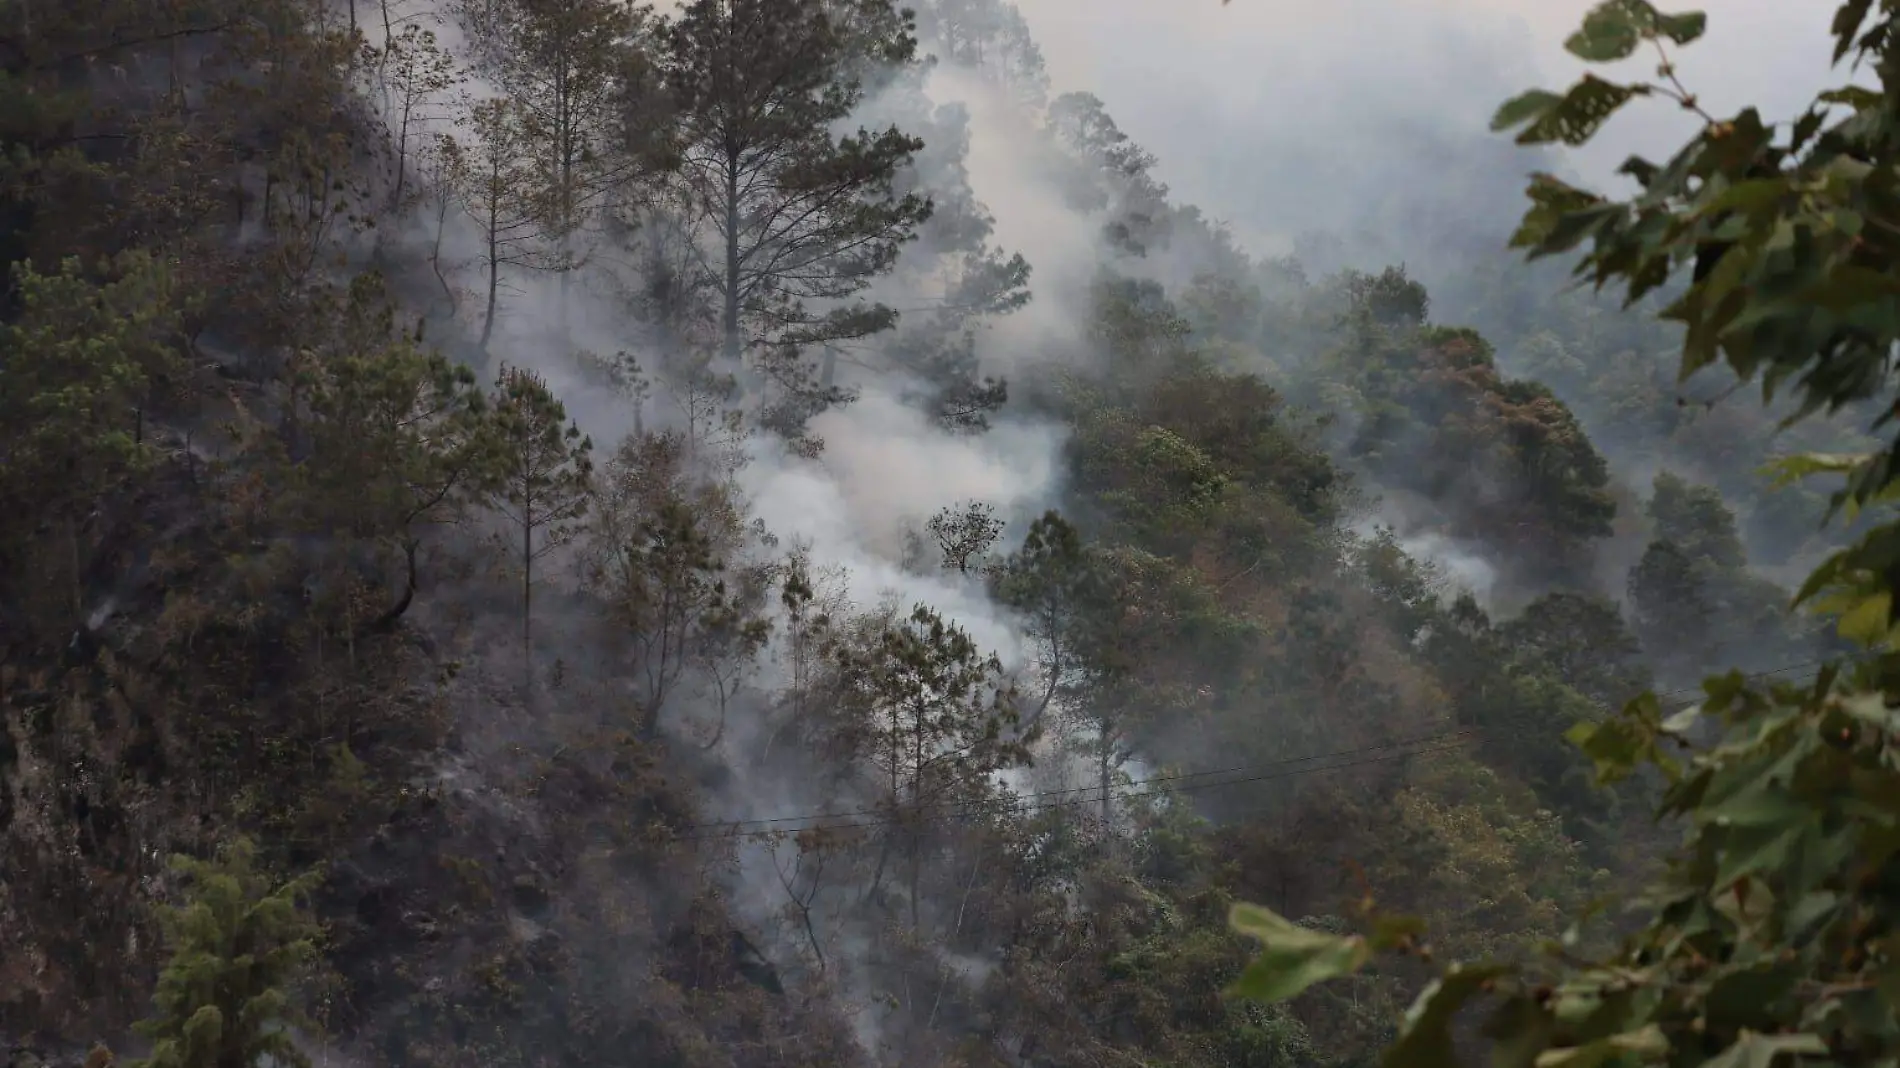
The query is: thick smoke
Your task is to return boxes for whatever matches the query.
[327,0,1845,1060]
[1014,0,1841,243]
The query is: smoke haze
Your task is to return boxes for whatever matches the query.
[1013,0,1841,251]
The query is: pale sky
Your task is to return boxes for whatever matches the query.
[1011,0,1845,249]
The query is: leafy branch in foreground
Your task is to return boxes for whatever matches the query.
[1489,0,1900,640]
[1230,661,1900,1068]
[1228,2,1900,1066]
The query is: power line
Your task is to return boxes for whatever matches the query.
[681,726,1470,835]
[675,733,1475,842]
[673,658,1845,844]
[1651,659,1829,703]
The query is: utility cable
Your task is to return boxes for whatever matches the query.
[675,733,1475,842]
[672,657,1849,844]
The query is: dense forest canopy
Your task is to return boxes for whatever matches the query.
[0,1,1878,1067]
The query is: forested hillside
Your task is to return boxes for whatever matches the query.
[0,1,1862,1067]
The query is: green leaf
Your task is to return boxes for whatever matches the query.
[1381,964,1514,1068]
[1514,76,1639,147]
[1702,784,1808,830]
[1702,1031,1828,1068]
[1837,590,1893,646]
[1712,825,1804,887]
[1227,902,1371,1004]
[1493,90,1565,133]
[1369,912,1430,951]
[1486,995,1558,1068]
[1820,85,1881,109]
[1763,451,1869,490]
[1702,177,1789,217]
[1704,964,1802,1027]
[1830,0,1876,63]
[1565,1,1650,61]
[1535,1026,1670,1068]
[1653,10,1707,44]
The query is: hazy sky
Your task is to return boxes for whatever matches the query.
[1011,0,1844,248]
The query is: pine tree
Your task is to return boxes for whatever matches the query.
[455,0,662,326]
[658,0,933,414]
[371,23,461,213]
[293,277,502,633]
[0,253,178,624]
[836,604,1028,929]
[131,838,324,1068]
[991,511,1105,731]
[487,365,593,695]
[452,98,549,351]
[583,429,768,739]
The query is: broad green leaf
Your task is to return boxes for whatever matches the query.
[1701,785,1809,830]
[1763,452,1870,489]
[1514,76,1639,147]
[1369,912,1429,951]
[1487,996,1559,1068]
[1653,10,1707,44]
[1820,85,1881,109]
[1798,265,1900,313]
[1702,1031,1828,1068]
[1565,1,1651,61]
[1493,90,1565,133]
[1830,0,1876,62]
[1712,824,1804,887]
[1382,964,1514,1068]
[1534,1026,1670,1068]
[1702,177,1789,216]
[1837,590,1893,646]
[1227,902,1371,1004]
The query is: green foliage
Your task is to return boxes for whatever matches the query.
[1314,301,1616,581]
[292,280,500,548]
[1491,0,1900,630]
[1231,660,1900,1068]
[661,0,932,372]
[15,0,1857,1060]
[488,363,593,670]
[1229,8,1900,1068]
[1500,592,1651,710]
[1229,904,1374,1003]
[584,429,770,738]
[0,253,178,525]
[836,604,1032,796]
[1628,471,1828,684]
[1647,473,1748,572]
[992,510,1110,723]
[132,838,324,1068]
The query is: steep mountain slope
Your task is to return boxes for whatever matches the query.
[0,1,1847,1067]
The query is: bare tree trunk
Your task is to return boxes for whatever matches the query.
[908,834,921,931]
[521,513,533,698]
[67,515,82,618]
[392,100,411,209]
[723,158,741,365]
[481,198,500,351]
[430,193,456,317]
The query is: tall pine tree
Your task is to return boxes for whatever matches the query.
[658,0,932,423]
